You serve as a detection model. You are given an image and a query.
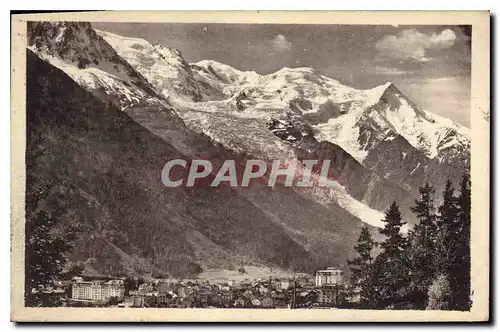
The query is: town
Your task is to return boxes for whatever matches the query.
[33,267,358,309]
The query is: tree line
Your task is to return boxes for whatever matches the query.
[348,175,471,310]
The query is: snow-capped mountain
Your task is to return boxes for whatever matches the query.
[353,83,470,166]
[95,30,204,102]
[187,60,470,198]
[28,22,165,111]
[187,59,471,168]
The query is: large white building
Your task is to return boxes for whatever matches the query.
[315,267,344,287]
[72,279,125,301]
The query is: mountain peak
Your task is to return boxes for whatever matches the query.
[364,81,395,105]
[154,44,184,61]
[382,81,395,91]
[28,21,93,54]
[377,81,395,93]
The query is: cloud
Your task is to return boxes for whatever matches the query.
[271,34,292,52]
[375,29,457,62]
[370,65,413,76]
[427,76,461,83]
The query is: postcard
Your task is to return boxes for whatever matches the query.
[10,10,490,322]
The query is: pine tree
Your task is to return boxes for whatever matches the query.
[347,226,377,308]
[373,202,410,308]
[434,178,473,310]
[435,180,458,276]
[379,202,407,253]
[408,183,438,309]
[452,174,471,310]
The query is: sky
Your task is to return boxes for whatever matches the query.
[93,23,472,127]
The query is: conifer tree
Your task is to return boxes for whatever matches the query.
[379,202,407,253]
[373,202,410,308]
[347,226,377,308]
[452,174,471,310]
[408,183,438,308]
[434,178,473,310]
[434,180,458,282]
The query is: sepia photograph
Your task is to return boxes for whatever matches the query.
[10,11,490,322]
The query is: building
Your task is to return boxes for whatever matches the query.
[258,284,270,294]
[157,280,176,294]
[318,287,338,306]
[221,290,233,303]
[175,285,188,299]
[124,296,135,308]
[315,267,344,287]
[251,298,262,307]
[234,298,246,308]
[104,279,125,298]
[271,291,288,308]
[280,279,291,290]
[132,295,145,307]
[72,281,101,301]
[138,283,155,296]
[71,279,125,301]
[262,296,274,308]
